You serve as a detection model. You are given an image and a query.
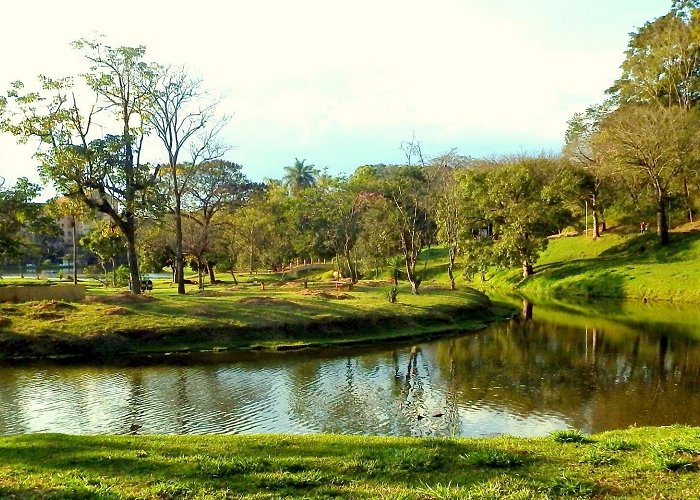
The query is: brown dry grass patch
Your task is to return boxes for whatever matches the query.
[31,300,75,312]
[0,316,11,327]
[237,296,296,306]
[279,282,303,288]
[297,289,353,300]
[672,220,700,233]
[103,306,130,316]
[85,292,156,305]
[190,307,218,317]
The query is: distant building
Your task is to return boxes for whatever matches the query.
[53,194,115,258]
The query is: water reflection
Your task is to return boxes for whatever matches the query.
[1,298,700,436]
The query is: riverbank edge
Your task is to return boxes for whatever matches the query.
[2,426,699,498]
[0,298,516,361]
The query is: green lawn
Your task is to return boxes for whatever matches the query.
[471,226,700,302]
[0,275,505,359]
[1,426,700,498]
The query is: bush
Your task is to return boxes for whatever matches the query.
[551,429,591,444]
[115,265,131,286]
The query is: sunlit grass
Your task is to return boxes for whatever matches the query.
[0,273,503,358]
[0,427,699,498]
[471,227,700,302]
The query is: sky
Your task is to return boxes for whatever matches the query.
[0,0,671,199]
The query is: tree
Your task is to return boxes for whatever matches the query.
[379,166,434,294]
[80,222,125,286]
[458,157,572,278]
[564,101,616,238]
[136,216,177,279]
[0,177,57,263]
[147,65,229,295]
[2,39,162,293]
[596,105,700,245]
[430,151,472,289]
[181,160,257,286]
[48,196,94,284]
[610,8,700,110]
[609,5,700,221]
[283,158,318,195]
[225,194,277,273]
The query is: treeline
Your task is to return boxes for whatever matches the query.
[2,1,700,294]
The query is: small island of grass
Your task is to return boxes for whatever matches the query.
[0,273,509,360]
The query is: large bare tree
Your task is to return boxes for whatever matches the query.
[146,66,229,294]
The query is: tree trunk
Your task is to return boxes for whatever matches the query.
[684,178,693,223]
[174,191,186,295]
[197,258,204,290]
[230,271,238,285]
[71,216,78,284]
[343,247,357,283]
[249,232,254,274]
[124,219,141,294]
[111,259,117,287]
[522,260,534,278]
[591,195,600,239]
[592,209,600,239]
[208,261,216,284]
[521,300,533,320]
[405,258,420,294]
[657,194,669,246]
[447,245,456,290]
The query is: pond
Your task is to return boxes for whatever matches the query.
[1,297,699,437]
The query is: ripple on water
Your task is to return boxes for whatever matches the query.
[3,304,700,437]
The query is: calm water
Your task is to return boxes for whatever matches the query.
[1,297,700,437]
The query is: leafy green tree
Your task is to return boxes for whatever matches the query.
[2,39,162,293]
[181,160,258,285]
[224,194,277,273]
[430,152,472,289]
[459,157,573,278]
[596,105,700,244]
[0,178,58,266]
[610,7,700,110]
[283,158,318,195]
[374,165,435,294]
[564,101,618,237]
[609,5,700,222]
[80,222,125,286]
[354,189,400,280]
[136,217,177,279]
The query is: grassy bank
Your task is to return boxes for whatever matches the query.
[1,426,700,498]
[0,277,507,359]
[469,224,700,302]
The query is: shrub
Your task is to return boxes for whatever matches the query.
[551,429,591,444]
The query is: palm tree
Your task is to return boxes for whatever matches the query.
[283,158,318,195]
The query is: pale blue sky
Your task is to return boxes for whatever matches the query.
[1,0,670,198]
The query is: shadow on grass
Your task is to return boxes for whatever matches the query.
[0,434,541,496]
[533,230,700,288]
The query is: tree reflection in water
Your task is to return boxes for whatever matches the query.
[1,298,700,436]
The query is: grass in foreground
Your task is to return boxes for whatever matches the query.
[0,276,505,359]
[1,426,700,498]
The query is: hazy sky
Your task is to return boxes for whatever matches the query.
[1,0,669,198]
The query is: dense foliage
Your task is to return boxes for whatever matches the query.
[3,3,700,289]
